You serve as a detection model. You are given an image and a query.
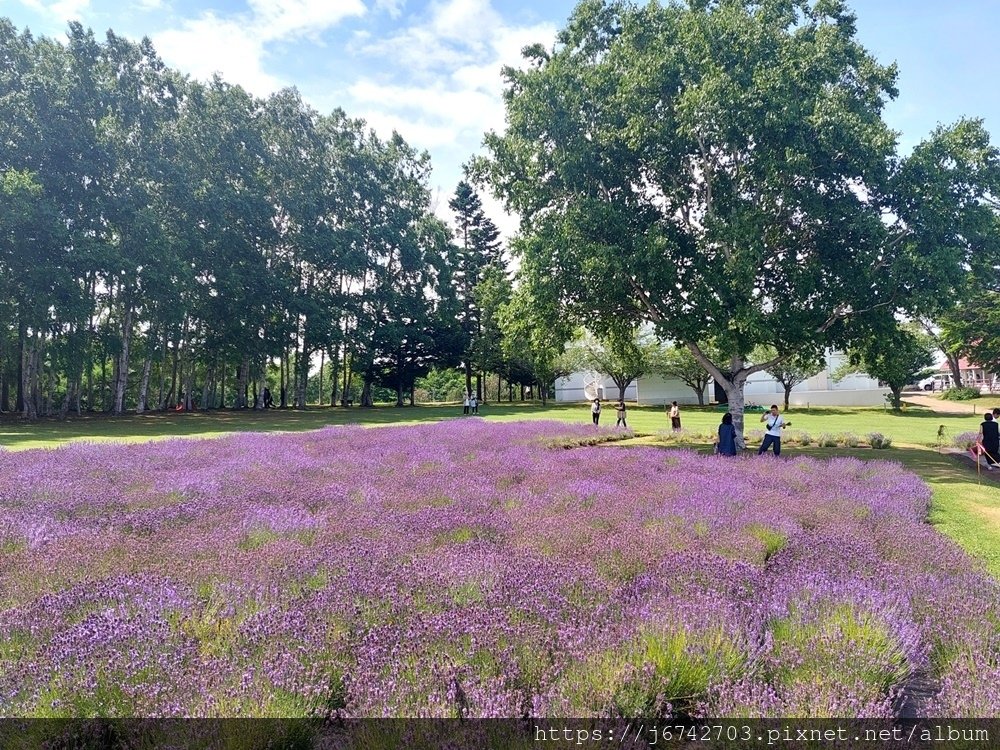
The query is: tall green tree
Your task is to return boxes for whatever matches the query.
[569,326,660,402]
[449,180,503,400]
[656,343,722,406]
[752,346,826,412]
[945,293,1000,382]
[840,325,935,410]
[483,0,1000,441]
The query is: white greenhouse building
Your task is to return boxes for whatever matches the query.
[555,351,889,407]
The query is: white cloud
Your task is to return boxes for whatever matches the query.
[339,0,555,239]
[248,0,366,42]
[154,14,284,96]
[17,0,91,23]
[373,0,405,19]
[152,0,365,97]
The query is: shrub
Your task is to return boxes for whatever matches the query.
[817,433,838,448]
[657,428,715,444]
[867,432,892,450]
[941,387,982,401]
[792,431,812,446]
[952,431,980,451]
[839,432,861,448]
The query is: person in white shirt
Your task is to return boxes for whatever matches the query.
[669,401,681,431]
[591,398,601,426]
[463,394,470,415]
[757,404,789,456]
[471,395,478,414]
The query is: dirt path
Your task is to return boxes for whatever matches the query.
[902,394,978,414]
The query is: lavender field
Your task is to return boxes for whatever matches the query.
[0,419,997,719]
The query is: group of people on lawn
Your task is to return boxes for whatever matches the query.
[590,398,789,457]
[589,398,1000,468]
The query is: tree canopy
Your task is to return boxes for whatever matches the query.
[0,19,471,416]
[482,0,1000,437]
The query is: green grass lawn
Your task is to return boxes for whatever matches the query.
[0,400,986,451]
[3,400,999,576]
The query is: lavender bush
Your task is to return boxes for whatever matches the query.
[0,419,996,718]
[952,431,980,451]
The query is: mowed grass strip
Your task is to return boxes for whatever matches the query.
[0,401,987,451]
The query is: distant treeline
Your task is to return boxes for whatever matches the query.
[0,18,535,417]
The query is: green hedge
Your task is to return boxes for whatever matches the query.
[941,387,982,401]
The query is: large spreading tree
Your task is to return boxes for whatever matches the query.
[483,0,999,441]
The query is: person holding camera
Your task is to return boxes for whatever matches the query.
[757,404,789,456]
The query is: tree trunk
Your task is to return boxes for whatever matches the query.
[688,345,752,450]
[279,348,286,407]
[891,387,903,410]
[946,354,963,389]
[184,362,194,411]
[99,342,108,411]
[476,371,482,402]
[85,274,96,411]
[21,332,38,420]
[692,384,706,406]
[168,338,180,408]
[361,378,373,408]
[294,351,305,408]
[60,377,75,419]
[341,344,350,405]
[617,381,628,401]
[783,384,792,413]
[329,347,339,406]
[156,327,168,410]
[0,333,7,413]
[255,366,266,410]
[236,355,249,409]
[395,350,404,407]
[15,322,25,413]
[464,362,473,402]
[113,304,134,415]
[318,350,325,406]
[137,349,153,414]
[201,363,212,410]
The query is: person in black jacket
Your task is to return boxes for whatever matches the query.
[978,413,1000,470]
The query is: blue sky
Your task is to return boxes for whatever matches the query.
[4,0,999,235]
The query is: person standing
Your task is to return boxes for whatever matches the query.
[471,395,479,415]
[591,398,602,426]
[978,412,999,470]
[715,413,738,456]
[757,404,787,456]
[615,400,628,429]
[669,401,681,432]
[463,394,470,415]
